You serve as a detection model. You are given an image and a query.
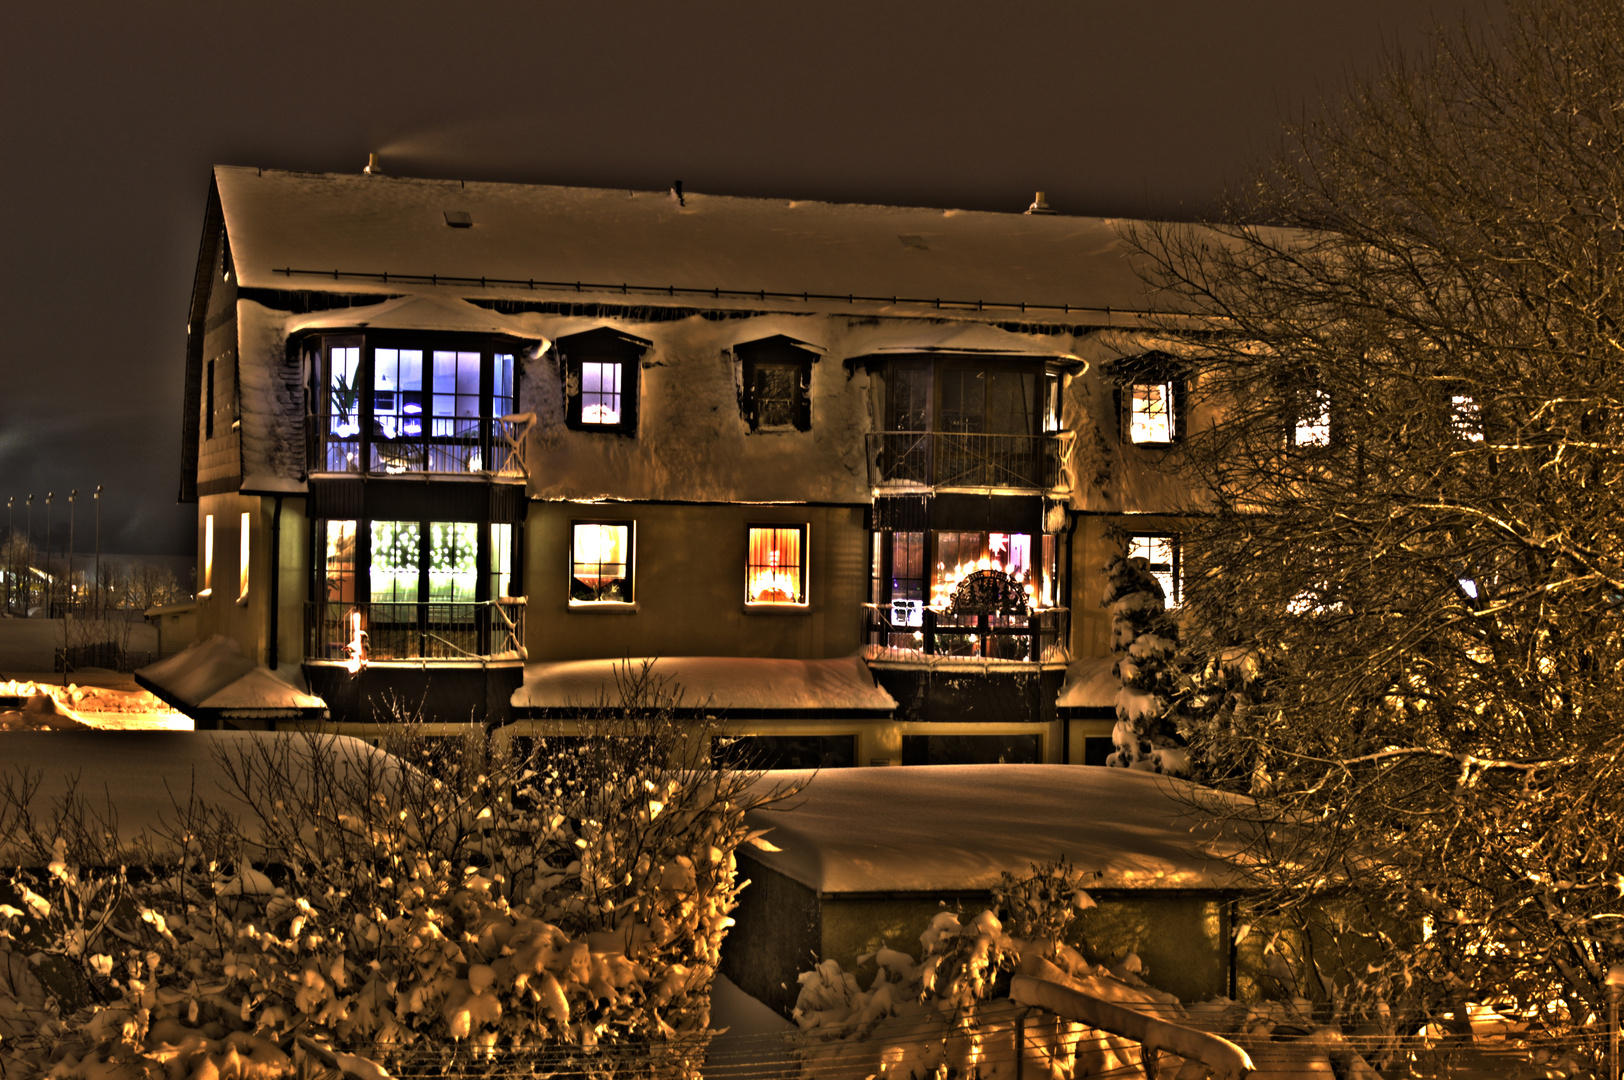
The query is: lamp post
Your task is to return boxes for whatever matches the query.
[44,492,53,618]
[25,495,34,614]
[94,485,103,616]
[4,497,12,615]
[68,489,77,616]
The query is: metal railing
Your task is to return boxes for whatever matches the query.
[862,603,1069,662]
[310,415,531,479]
[305,598,526,662]
[867,431,1062,489]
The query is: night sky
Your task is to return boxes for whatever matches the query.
[2,1,1498,559]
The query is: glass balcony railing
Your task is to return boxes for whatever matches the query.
[310,414,531,479]
[866,431,1062,490]
[305,597,526,662]
[861,603,1069,663]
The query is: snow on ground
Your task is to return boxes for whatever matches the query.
[0,730,397,855]
[743,764,1253,893]
[513,654,896,712]
[0,677,191,731]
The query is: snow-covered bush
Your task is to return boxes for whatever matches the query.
[0,662,787,1080]
[1101,551,1189,775]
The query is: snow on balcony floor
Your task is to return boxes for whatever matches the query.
[743,764,1254,894]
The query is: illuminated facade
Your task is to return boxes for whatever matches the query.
[162,166,1202,761]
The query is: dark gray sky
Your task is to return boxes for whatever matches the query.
[1,1,1497,556]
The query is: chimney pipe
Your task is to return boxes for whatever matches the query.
[365,153,382,175]
[1026,191,1055,215]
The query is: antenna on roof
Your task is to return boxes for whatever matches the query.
[365,153,382,176]
[1025,191,1055,215]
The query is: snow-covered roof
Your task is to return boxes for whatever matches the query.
[511,655,897,714]
[743,765,1253,894]
[215,167,1162,317]
[0,731,398,858]
[1057,656,1120,709]
[135,636,328,720]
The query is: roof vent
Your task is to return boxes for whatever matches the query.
[364,153,382,175]
[444,210,474,228]
[1025,191,1055,215]
[670,180,685,207]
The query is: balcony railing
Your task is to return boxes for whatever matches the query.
[310,414,532,479]
[862,603,1069,663]
[305,598,526,662]
[866,431,1062,490]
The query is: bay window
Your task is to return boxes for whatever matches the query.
[310,518,521,660]
[309,333,519,474]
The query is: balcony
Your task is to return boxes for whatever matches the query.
[866,431,1064,490]
[861,603,1069,663]
[305,597,526,663]
[311,414,531,479]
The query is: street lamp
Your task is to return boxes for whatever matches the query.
[94,485,103,615]
[25,495,33,614]
[4,497,11,615]
[44,492,53,617]
[68,489,77,616]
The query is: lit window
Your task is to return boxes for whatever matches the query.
[238,511,251,602]
[747,525,807,605]
[581,362,623,425]
[1128,534,1180,607]
[1293,390,1331,447]
[201,514,214,597]
[1129,380,1175,443]
[572,522,633,603]
[1451,394,1483,442]
[930,531,1036,610]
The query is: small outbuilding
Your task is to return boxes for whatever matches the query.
[723,764,1256,1016]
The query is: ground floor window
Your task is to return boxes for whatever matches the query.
[571,521,633,604]
[746,525,807,605]
[711,734,855,770]
[1128,533,1180,607]
[310,518,521,660]
[901,733,1041,765]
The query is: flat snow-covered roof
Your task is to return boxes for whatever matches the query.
[215,166,1161,315]
[512,655,896,714]
[743,764,1252,894]
[136,635,328,719]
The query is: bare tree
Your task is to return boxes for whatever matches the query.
[1134,0,1624,1040]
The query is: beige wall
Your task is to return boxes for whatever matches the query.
[526,501,867,662]
[195,493,308,669]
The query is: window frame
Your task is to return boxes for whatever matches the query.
[745,523,809,608]
[1127,532,1181,607]
[569,520,635,607]
[558,327,650,437]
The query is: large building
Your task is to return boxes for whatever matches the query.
[143,165,1204,766]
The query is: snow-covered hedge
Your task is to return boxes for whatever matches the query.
[0,671,785,1080]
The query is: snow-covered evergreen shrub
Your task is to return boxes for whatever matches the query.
[0,663,786,1080]
[1101,551,1189,775]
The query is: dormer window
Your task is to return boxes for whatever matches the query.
[558,327,650,436]
[735,336,818,432]
[1118,353,1186,446]
[1293,388,1332,447]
